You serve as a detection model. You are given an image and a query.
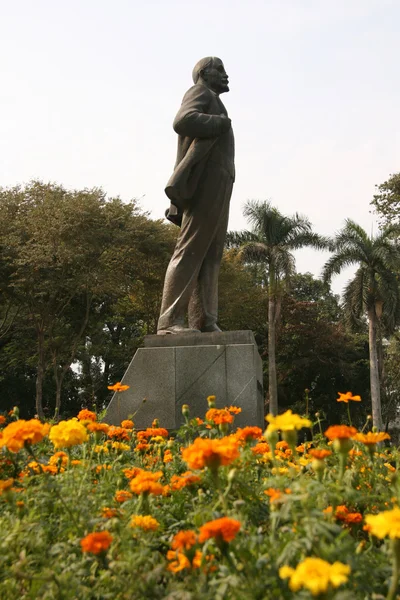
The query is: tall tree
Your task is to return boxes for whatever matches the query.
[227,201,327,415]
[371,172,400,227]
[323,220,400,430]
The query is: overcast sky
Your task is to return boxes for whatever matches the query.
[1,0,399,294]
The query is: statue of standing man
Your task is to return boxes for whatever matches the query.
[157,57,235,335]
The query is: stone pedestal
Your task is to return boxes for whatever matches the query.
[103,331,264,429]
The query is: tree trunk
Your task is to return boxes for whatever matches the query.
[368,308,383,431]
[35,329,45,420]
[268,294,278,416]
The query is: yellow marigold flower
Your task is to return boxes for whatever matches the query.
[325,425,357,440]
[108,381,130,392]
[130,514,159,531]
[111,441,130,451]
[1,419,49,453]
[48,451,69,467]
[49,419,88,449]
[171,530,197,550]
[77,409,97,422]
[167,550,191,572]
[279,557,350,595]
[198,517,241,543]
[365,508,400,539]
[337,391,361,403]
[265,410,311,432]
[163,449,173,463]
[121,419,134,429]
[385,463,396,473]
[80,531,113,554]
[0,478,14,494]
[101,507,119,518]
[114,490,133,503]
[94,444,109,454]
[354,432,390,446]
[129,470,164,496]
[181,436,239,470]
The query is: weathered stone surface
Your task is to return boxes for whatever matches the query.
[104,332,264,429]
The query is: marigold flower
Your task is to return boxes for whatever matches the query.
[0,478,14,494]
[337,391,361,403]
[121,419,134,429]
[48,451,69,467]
[309,449,332,460]
[114,490,133,503]
[251,441,270,455]
[167,550,191,572]
[163,449,173,463]
[235,426,263,442]
[365,507,400,539]
[1,419,50,453]
[171,530,197,550]
[205,408,233,425]
[325,425,357,441]
[107,382,130,392]
[135,442,150,452]
[266,410,311,432]
[354,432,390,446]
[49,419,88,449]
[198,517,241,543]
[77,409,97,422]
[279,557,350,595]
[111,441,130,452]
[207,395,216,407]
[182,436,239,470]
[80,531,113,554]
[170,471,201,490]
[226,405,242,414]
[0,416,6,425]
[123,467,143,480]
[137,427,169,440]
[101,507,119,518]
[129,470,164,496]
[130,514,159,531]
[107,426,130,441]
[195,418,204,426]
[264,488,283,503]
[87,422,110,435]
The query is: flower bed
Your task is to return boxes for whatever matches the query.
[0,401,399,599]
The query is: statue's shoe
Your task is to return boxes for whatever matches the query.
[201,324,222,333]
[157,325,201,335]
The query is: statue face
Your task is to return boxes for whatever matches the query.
[202,59,229,94]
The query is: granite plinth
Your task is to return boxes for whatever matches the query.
[104,331,264,429]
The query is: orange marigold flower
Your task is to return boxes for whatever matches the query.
[87,422,110,435]
[181,436,239,470]
[0,478,14,494]
[101,507,119,518]
[121,419,134,429]
[123,467,143,480]
[77,409,97,422]
[114,490,133,503]
[325,425,358,440]
[131,514,159,531]
[309,449,332,460]
[107,426,130,441]
[1,419,49,453]
[163,449,173,463]
[48,451,69,467]
[235,426,263,442]
[195,418,204,425]
[137,428,169,440]
[354,432,390,446]
[108,382,130,392]
[170,471,201,490]
[198,517,241,543]
[205,408,233,425]
[264,488,283,503]
[337,391,361,403]
[129,470,164,496]
[167,550,191,573]
[80,531,113,554]
[171,530,197,550]
[251,441,270,455]
[226,406,242,414]
[0,416,6,426]
[135,442,150,452]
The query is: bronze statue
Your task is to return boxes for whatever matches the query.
[157,57,235,335]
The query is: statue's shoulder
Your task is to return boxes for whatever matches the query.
[181,84,214,104]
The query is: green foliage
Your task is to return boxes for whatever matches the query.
[371,172,400,227]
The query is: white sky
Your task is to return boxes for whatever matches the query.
[1,0,399,295]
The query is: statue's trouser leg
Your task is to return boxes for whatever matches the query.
[157,163,233,332]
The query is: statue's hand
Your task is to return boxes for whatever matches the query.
[219,114,232,132]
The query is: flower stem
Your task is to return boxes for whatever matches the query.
[347,403,352,427]
[387,540,400,600]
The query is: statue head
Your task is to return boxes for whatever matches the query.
[192,57,229,95]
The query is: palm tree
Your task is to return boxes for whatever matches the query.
[227,200,328,416]
[323,220,400,431]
